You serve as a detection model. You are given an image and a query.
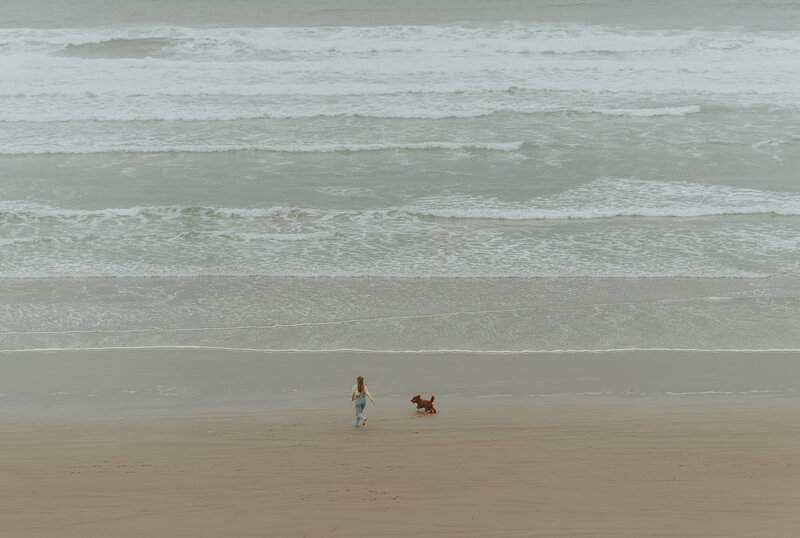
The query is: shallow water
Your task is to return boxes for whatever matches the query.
[2,0,799,352]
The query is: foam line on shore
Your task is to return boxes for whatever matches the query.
[4,346,800,354]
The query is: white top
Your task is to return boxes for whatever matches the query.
[351,384,375,404]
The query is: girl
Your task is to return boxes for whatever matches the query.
[350,375,375,426]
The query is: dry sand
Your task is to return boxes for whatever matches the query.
[3,395,800,537]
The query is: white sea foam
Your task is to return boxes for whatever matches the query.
[3,23,800,108]
[4,346,800,354]
[0,141,525,156]
[2,20,799,138]
[4,24,800,57]
[3,59,798,99]
[0,98,710,122]
[405,178,800,220]
[596,105,702,117]
[2,178,800,280]
[4,180,799,226]
[0,201,333,226]
[0,24,704,56]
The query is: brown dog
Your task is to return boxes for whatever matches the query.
[410,394,436,413]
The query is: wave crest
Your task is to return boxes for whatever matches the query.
[4,179,799,227]
[405,178,800,220]
[0,140,525,156]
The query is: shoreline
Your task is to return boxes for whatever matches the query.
[2,348,800,418]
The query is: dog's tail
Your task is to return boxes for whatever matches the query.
[430,395,435,402]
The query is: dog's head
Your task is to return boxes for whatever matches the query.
[410,395,421,403]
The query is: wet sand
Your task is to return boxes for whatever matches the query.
[3,349,800,417]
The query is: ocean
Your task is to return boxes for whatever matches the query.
[2,0,800,353]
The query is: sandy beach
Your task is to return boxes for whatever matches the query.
[2,350,800,537]
[3,397,800,537]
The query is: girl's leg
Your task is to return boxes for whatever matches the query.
[355,403,365,426]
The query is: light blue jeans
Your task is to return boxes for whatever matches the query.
[354,391,367,425]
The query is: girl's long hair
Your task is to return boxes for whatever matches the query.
[357,376,364,393]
